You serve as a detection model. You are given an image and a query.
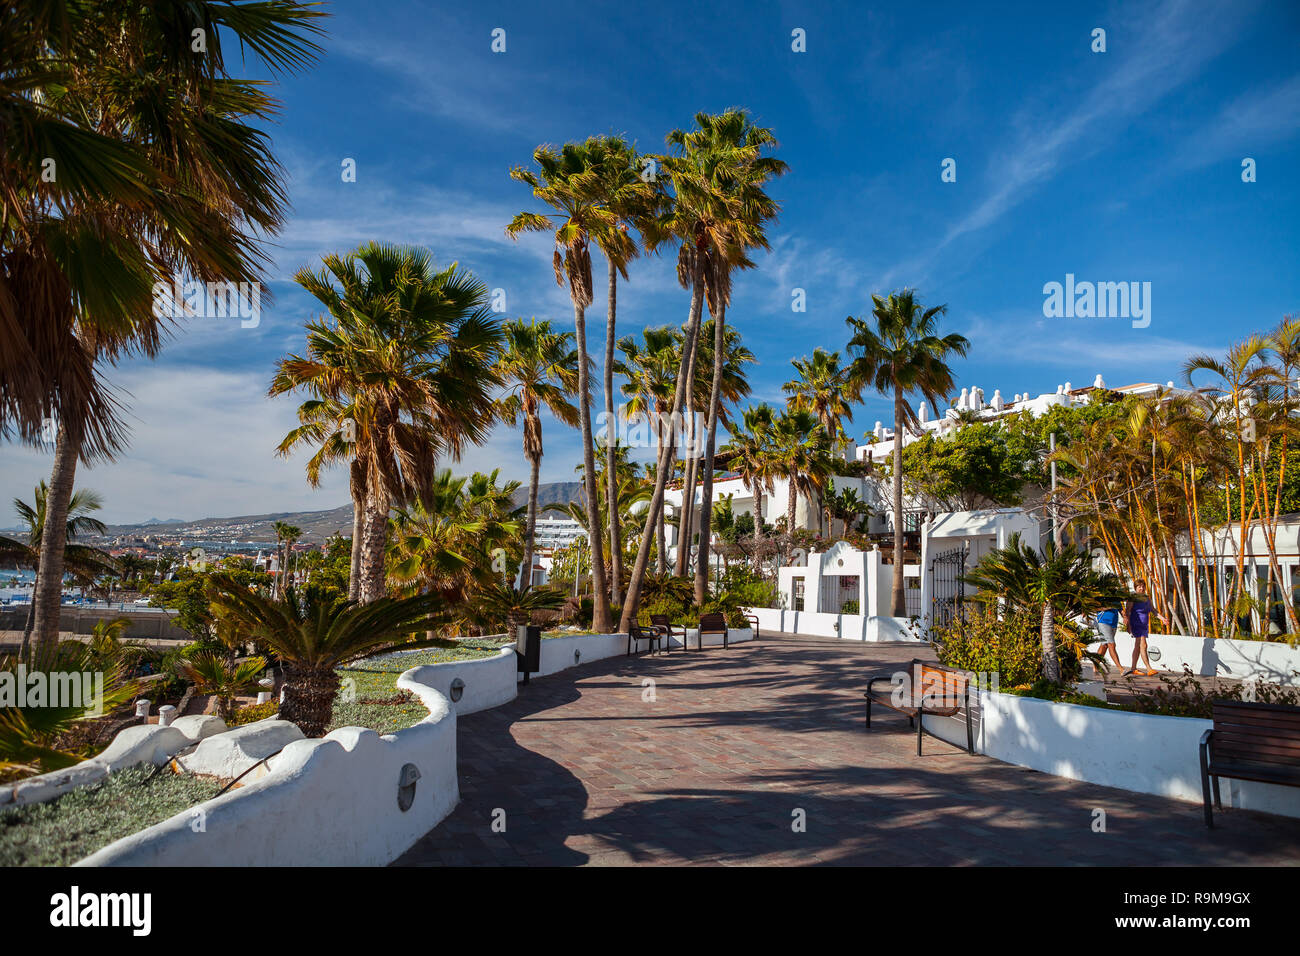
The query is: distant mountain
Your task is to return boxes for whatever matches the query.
[85,481,586,543]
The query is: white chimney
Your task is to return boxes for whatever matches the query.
[1094,373,1105,389]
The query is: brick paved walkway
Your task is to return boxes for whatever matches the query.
[395,634,1300,866]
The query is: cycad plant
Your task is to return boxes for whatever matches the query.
[205,576,451,737]
[473,582,567,634]
[961,533,1131,683]
[176,651,267,723]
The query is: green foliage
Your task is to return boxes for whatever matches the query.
[1001,679,1111,709]
[1001,394,1134,485]
[932,607,1083,686]
[841,599,860,615]
[0,765,222,867]
[896,422,1032,510]
[228,701,278,727]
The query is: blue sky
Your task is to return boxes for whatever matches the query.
[4,0,1299,524]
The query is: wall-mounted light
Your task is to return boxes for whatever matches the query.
[449,678,465,703]
[574,648,581,664]
[397,763,420,811]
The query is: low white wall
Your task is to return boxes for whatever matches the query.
[745,607,923,643]
[920,690,1300,820]
[79,689,459,867]
[1105,631,1300,687]
[78,630,664,866]
[397,646,518,715]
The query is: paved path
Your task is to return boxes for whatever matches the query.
[395,634,1300,866]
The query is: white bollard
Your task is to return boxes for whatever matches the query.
[256,692,271,705]
[158,704,177,726]
[135,699,151,718]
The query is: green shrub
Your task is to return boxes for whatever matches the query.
[1128,666,1300,718]
[841,599,860,615]
[932,607,1083,686]
[228,701,278,726]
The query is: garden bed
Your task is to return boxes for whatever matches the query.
[0,764,221,866]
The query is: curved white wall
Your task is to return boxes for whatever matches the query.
[397,646,518,715]
[1110,631,1300,687]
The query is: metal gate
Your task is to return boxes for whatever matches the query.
[929,544,968,628]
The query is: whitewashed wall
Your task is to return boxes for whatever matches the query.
[1108,631,1300,687]
[744,607,923,643]
[920,690,1300,820]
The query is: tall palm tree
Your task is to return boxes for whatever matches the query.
[846,290,969,615]
[273,393,367,599]
[271,243,502,603]
[962,533,1131,684]
[508,138,637,632]
[1,481,116,661]
[620,110,786,632]
[9,3,327,656]
[585,136,663,607]
[681,317,756,577]
[784,348,855,458]
[496,318,581,588]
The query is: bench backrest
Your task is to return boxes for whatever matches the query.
[1211,700,1300,770]
[912,660,970,712]
[698,612,727,634]
[650,614,672,628]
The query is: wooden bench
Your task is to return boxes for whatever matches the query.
[650,614,686,652]
[864,659,974,756]
[627,623,668,656]
[698,612,729,649]
[1199,699,1300,828]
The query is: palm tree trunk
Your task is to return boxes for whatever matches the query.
[604,260,624,606]
[348,459,366,601]
[694,305,727,604]
[280,663,341,737]
[619,263,705,633]
[676,334,700,577]
[522,446,542,588]
[654,415,667,573]
[754,487,764,548]
[358,487,389,603]
[788,479,798,534]
[891,388,906,617]
[32,421,79,658]
[1041,601,1061,683]
[573,298,611,632]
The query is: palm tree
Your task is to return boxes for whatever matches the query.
[9,4,326,657]
[496,318,581,587]
[846,290,969,615]
[272,522,302,598]
[784,348,855,458]
[508,138,636,632]
[473,581,567,635]
[271,243,503,603]
[621,110,786,632]
[962,533,1131,684]
[682,316,755,581]
[206,576,452,737]
[771,409,834,535]
[586,136,663,607]
[1,482,116,661]
[1184,336,1278,631]
[616,326,680,571]
[177,651,267,723]
[724,405,778,547]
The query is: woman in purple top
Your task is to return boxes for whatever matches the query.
[1123,579,1159,677]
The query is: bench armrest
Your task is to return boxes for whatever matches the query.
[865,672,899,697]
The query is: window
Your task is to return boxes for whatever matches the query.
[793,578,805,612]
